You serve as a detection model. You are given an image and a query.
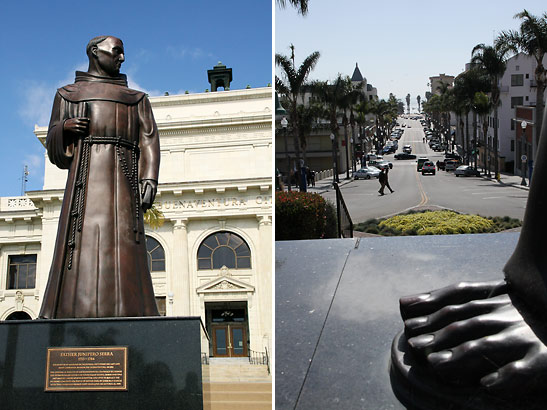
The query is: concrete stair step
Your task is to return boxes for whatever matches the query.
[203,391,271,401]
[203,401,271,410]
[202,382,272,410]
[202,364,270,383]
[203,382,271,393]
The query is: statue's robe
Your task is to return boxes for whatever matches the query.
[39,71,160,318]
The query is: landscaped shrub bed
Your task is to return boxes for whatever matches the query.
[354,210,521,236]
[276,191,337,240]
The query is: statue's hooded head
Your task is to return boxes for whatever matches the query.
[86,36,125,77]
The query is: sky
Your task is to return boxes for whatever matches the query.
[0,0,272,197]
[276,1,546,109]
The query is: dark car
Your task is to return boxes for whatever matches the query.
[394,152,417,160]
[421,161,436,175]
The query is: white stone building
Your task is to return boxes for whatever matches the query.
[0,86,273,360]
[489,52,547,173]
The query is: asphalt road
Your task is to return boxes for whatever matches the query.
[322,117,529,223]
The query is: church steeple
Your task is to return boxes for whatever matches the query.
[351,63,364,82]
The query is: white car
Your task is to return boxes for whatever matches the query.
[354,166,381,180]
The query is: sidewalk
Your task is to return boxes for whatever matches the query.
[481,171,530,191]
[305,172,354,194]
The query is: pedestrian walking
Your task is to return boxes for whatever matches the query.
[378,168,386,195]
[385,167,394,193]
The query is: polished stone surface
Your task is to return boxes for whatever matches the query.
[276,233,520,410]
[0,316,203,409]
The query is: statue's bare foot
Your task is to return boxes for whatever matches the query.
[399,280,547,394]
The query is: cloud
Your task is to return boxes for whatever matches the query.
[166,45,214,60]
[23,153,43,169]
[127,76,162,97]
[18,82,56,127]
[18,63,88,128]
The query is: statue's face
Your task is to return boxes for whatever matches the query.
[94,37,125,76]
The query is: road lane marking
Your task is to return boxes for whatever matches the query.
[482,196,503,199]
[415,171,429,206]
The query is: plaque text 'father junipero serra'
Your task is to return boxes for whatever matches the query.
[45,347,128,391]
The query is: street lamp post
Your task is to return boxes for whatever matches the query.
[350,137,355,172]
[330,133,339,184]
[281,117,291,191]
[521,121,528,186]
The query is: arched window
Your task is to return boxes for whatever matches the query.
[197,231,251,270]
[146,236,165,272]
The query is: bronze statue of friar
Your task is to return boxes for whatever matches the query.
[39,36,160,318]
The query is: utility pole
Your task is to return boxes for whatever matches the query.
[21,165,29,195]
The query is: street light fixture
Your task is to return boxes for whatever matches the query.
[281,117,291,191]
[521,121,528,186]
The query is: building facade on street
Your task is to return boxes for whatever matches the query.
[491,53,547,174]
[276,63,379,180]
[0,85,273,359]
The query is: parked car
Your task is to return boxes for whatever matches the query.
[368,159,393,170]
[394,152,417,160]
[455,165,481,177]
[445,152,462,161]
[354,166,381,180]
[444,159,458,171]
[417,157,430,172]
[421,161,436,175]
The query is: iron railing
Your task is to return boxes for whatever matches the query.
[201,352,209,365]
[249,349,269,374]
[334,182,353,238]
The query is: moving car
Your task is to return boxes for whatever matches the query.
[421,161,436,175]
[402,145,412,153]
[369,159,393,170]
[417,157,429,172]
[455,165,481,177]
[394,152,417,160]
[354,166,381,180]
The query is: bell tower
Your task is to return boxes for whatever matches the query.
[207,62,233,91]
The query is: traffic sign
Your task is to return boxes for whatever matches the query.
[521,155,527,162]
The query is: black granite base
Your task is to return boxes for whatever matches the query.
[0,316,203,410]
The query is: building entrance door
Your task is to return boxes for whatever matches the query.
[206,301,249,357]
[212,324,248,357]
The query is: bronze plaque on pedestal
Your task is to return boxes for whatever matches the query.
[45,347,128,391]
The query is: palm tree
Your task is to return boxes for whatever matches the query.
[311,75,354,181]
[405,93,411,114]
[452,68,490,165]
[436,81,454,149]
[471,43,510,179]
[276,0,308,15]
[276,47,320,190]
[143,205,165,230]
[497,10,547,150]
[473,91,493,175]
[417,95,421,113]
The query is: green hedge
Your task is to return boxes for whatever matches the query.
[354,210,521,236]
[276,191,337,240]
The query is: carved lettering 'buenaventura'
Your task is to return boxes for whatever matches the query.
[156,195,272,210]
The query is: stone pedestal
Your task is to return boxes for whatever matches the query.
[0,316,203,410]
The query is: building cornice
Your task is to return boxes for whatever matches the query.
[149,87,271,108]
